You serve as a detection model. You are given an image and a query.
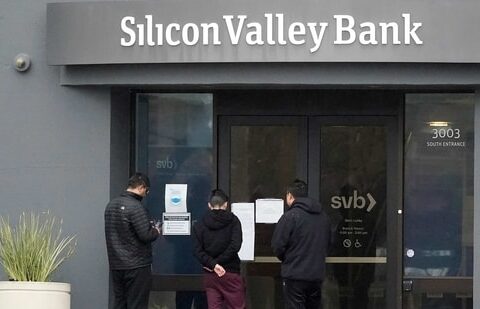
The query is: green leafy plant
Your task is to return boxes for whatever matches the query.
[0,212,76,282]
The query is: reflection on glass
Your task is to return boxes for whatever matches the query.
[230,125,298,309]
[402,292,472,309]
[136,93,213,278]
[404,94,474,280]
[230,126,297,202]
[321,126,387,309]
[230,125,297,256]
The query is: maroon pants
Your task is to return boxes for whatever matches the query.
[203,271,246,309]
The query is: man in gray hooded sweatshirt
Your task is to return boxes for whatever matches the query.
[272,179,333,309]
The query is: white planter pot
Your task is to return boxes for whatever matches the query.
[0,281,70,309]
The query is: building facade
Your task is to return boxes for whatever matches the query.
[1,0,480,308]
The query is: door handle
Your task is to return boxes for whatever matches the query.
[403,279,413,292]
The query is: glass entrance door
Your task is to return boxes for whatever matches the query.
[218,116,308,309]
[309,117,400,309]
[218,115,401,309]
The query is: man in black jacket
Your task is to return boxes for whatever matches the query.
[272,179,332,309]
[105,173,161,309]
[192,189,246,309]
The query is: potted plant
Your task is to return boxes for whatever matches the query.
[0,212,76,309]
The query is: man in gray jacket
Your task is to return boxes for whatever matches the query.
[105,173,161,309]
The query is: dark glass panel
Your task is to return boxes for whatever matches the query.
[321,126,387,309]
[404,94,474,278]
[136,93,213,275]
[230,125,297,256]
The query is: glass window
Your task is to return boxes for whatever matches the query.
[404,94,474,278]
[136,93,213,275]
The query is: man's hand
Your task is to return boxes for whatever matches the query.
[213,264,226,277]
[154,221,162,234]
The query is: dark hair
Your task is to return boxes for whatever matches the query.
[286,179,308,198]
[209,189,229,207]
[127,172,150,189]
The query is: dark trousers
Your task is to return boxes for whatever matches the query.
[110,265,152,309]
[283,279,323,309]
[176,291,208,309]
[203,272,246,309]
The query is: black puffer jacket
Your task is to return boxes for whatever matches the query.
[193,209,242,273]
[105,191,159,270]
[272,197,333,281]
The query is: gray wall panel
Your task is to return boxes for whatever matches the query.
[0,1,110,309]
[60,63,480,87]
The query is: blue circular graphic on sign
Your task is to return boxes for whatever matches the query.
[171,196,182,205]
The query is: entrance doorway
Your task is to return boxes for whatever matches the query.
[217,92,402,309]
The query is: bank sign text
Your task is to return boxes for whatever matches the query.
[120,13,423,52]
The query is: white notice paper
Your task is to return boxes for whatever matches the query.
[162,212,191,235]
[231,203,255,261]
[165,184,187,213]
[255,199,284,223]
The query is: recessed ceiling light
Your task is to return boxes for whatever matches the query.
[427,121,449,127]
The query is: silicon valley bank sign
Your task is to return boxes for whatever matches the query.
[120,13,423,52]
[46,1,480,65]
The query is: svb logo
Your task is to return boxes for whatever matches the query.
[330,190,377,212]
